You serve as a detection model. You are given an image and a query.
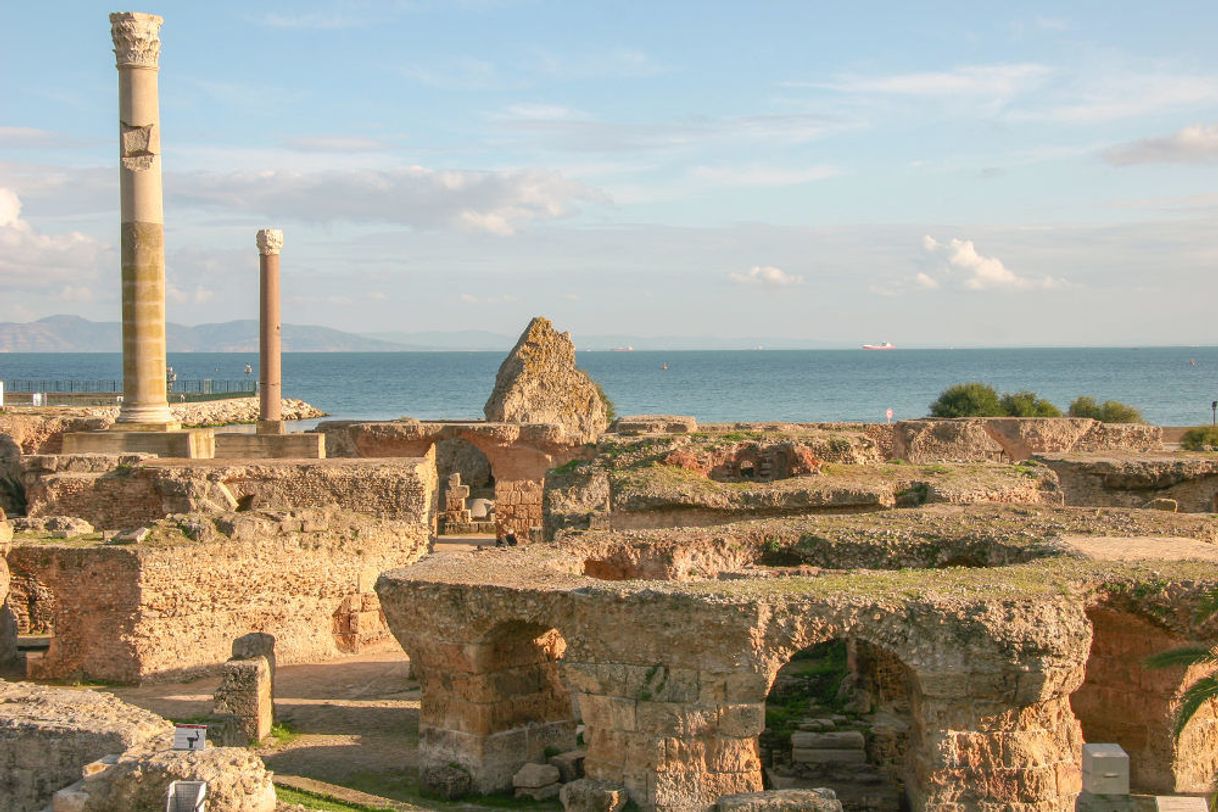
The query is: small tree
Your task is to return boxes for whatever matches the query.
[1000,391,1062,417]
[929,383,1004,417]
[1181,426,1218,452]
[1069,396,1144,424]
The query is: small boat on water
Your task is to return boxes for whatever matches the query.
[862,341,896,351]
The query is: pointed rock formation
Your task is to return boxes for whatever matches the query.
[484,317,610,443]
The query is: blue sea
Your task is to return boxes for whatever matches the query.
[2,348,1216,426]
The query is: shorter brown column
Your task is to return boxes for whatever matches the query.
[256,228,284,434]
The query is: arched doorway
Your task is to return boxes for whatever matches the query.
[763,637,914,811]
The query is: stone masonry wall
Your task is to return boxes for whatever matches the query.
[5,509,430,682]
[1071,607,1218,793]
[21,454,437,530]
[0,681,172,812]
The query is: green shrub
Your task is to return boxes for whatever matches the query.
[1069,396,1144,423]
[1180,426,1218,452]
[1000,391,1062,417]
[929,382,1004,417]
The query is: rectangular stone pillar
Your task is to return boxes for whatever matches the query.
[110,12,177,431]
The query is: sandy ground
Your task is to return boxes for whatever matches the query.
[1061,534,1218,562]
[107,648,422,788]
[103,536,507,803]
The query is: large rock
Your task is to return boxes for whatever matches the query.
[484,317,609,444]
[77,745,276,812]
[718,789,842,811]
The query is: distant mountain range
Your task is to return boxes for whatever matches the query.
[0,315,846,353]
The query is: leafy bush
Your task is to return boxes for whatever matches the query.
[929,383,1004,417]
[1000,391,1062,417]
[1180,426,1218,452]
[1068,396,1144,423]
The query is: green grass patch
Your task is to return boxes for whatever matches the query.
[274,786,393,811]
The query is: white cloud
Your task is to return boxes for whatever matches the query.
[1104,123,1218,165]
[1014,71,1218,124]
[921,235,1065,291]
[0,187,110,293]
[170,166,598,235]
[259,11,363,29]
[728,265,804,288]
[0,127,74,149]
[808,64,1051,98]
[690,164,841,187]
[59,285,93,302]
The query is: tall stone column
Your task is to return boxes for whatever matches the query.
[256,229,284,434]
[111,12,176,430]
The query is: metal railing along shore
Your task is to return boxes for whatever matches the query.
[1,378,256,407]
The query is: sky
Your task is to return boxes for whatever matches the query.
[2,0,1217,347]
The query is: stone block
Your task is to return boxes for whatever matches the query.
[212,655,273,743]
[1075,791,1138,812]
[549,748,587,783]
[789,730,864,750]
[517,782,562,801]
[420,763,472,800]
[514,762,561,788]
[791,748,867,765]
[213,431,325,460]
[560,778,630,812]
[1083,743,1130,796]
[52,781,90,812]
[717,788,843,812]
[62,428,215,459]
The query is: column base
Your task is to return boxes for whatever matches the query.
[214,432,325,460]
[62,429,215,459]
[256,420,285,435]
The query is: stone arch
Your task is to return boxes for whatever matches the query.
[415,618,577,795]
[1071,605,1218,793]
[762,635,917,810]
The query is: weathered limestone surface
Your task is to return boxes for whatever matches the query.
[0,681,172,812]
[717,788,843,811]
[76,744,276,812]
[318,418,586,537]
[612,415,699,435]
[377,508,1218,812]
[212,655,273,744]
[544,429,1061,537]
[1039,452,1218,513]
[892,418,1161,463]
[5,508,429,682]
[21,454,435,530]
[484,317,610,444]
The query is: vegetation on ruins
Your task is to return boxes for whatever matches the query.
[1068,395,1145,423]
[929,384,1146,422]
[928,382,1005,417]
[999,390,1062,417]
[1180,426,1218,452]
[592,380,616,422]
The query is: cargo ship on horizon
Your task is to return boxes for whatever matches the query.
[862,341,896,350]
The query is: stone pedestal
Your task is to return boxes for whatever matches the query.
[256,229,283,433]
[62,428,215,459]
[110,12,176,431]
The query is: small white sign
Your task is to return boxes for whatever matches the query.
[1155,798,1209,812]
[173,724,207,751]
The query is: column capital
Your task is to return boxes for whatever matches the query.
[110,12,163,69]
[256,229,284,256]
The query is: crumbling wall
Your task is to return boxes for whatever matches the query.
[21,455,437,529]
[0,681,172,812]
[1040,454,1218,513]
[5,509,430,682]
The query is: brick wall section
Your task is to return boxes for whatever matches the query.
[495,479,545,537]
[1071,607,1218,793]
[5,509,430,682]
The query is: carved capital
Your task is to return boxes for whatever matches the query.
[110,12,163,69]
[256,229,284,255]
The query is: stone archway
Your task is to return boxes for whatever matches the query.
[1071,606,1218,794]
